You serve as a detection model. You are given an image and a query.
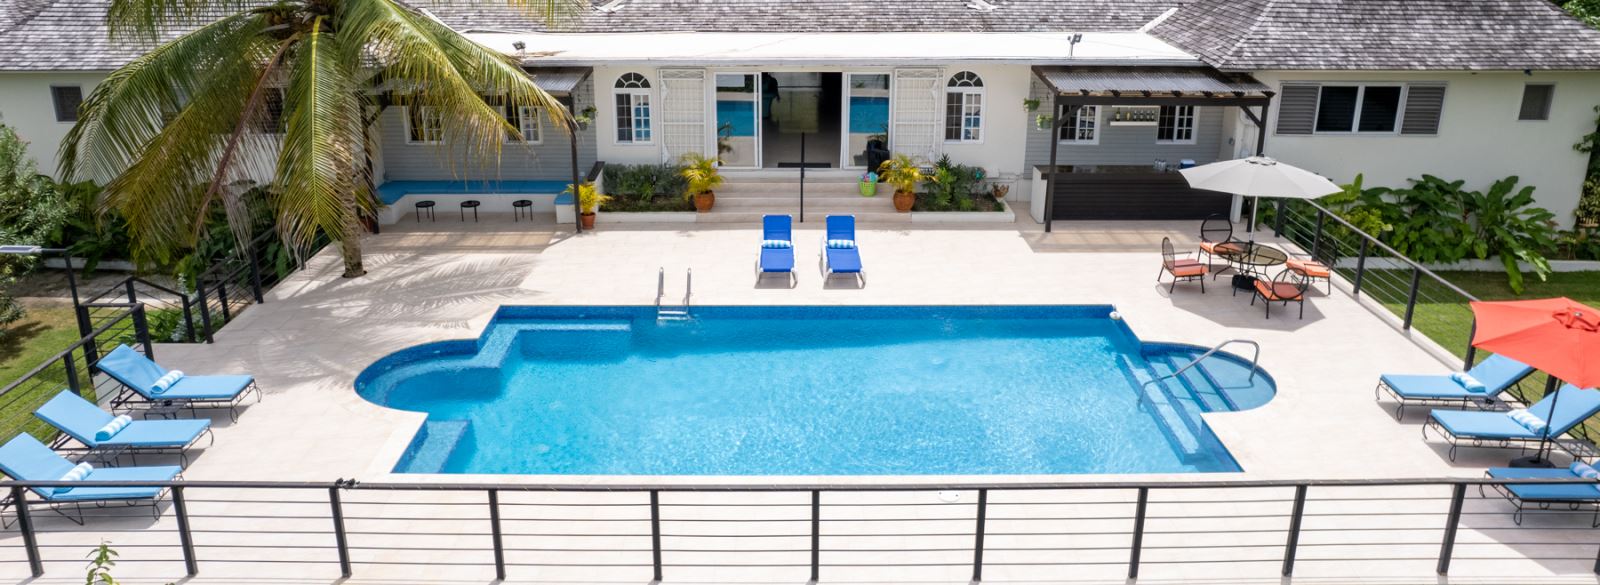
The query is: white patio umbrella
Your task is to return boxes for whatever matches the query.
[1179,156,1341,242]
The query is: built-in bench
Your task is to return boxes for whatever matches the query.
[375,180,576,225]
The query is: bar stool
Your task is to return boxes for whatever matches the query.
[460,200,480,222]
[414,200,436,222]
[512,199,533,222]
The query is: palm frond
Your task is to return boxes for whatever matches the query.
[274,16,369,251]
[105,0,262,41]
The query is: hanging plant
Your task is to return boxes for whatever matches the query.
[1022,98,1040,112]
[1035,114,1054,130]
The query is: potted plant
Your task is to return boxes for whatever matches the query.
[878,154,925,213]
[680,152,723,213]
[566,182,611,229]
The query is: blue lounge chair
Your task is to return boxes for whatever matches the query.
[34,390,212,465]
[1375,354,1535,420]
[1424,385,1600,461]
[1483,463,1600,526]
[0,434,180,525]
[756,214,796,286]
[821,215,864,285]
[97,345,261,421]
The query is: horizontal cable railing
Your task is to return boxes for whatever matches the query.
[4,478,1600,581]
[0,305,150,447]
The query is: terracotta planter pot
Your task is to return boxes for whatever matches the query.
[580,212,596,229]
[694,191,715,213]
[892,190,915,212]
[991,184,1009,200]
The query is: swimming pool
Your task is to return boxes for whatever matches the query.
[356,306,1274,476]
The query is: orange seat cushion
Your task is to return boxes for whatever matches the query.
[1287,259,1330,278]
[1199,241,1218,253]
[1254,280,1303,301]
[1168,263,1206,277]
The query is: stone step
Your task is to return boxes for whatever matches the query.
[694,211,912,224]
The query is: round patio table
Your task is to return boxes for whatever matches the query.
[1216,241,1288,278]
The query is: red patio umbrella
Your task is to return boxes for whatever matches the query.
[1469,297,1600,466]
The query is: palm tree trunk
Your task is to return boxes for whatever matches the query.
[339,193,366,278]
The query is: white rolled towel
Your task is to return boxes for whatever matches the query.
[151,370,184,394]
[94,415,134,441]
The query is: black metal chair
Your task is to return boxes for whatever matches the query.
[1158,237,1207,293]
[1249,269,1309,319]
[1198,214,1233,265]
[1286,248,1333,295]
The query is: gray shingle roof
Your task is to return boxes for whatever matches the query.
[1149,0,1600,71]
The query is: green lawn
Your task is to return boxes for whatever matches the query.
[0,303,85,388]
[1380,271,1600,441]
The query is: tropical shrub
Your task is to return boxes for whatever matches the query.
[679,153,724,197]
[602,163,687,205]
[1459,176,1557,292]
[878,153,926,195]
[564,182,611,214]
[1384,175,1475,264]
[0,124,72,331]
[1577,175,1600,227]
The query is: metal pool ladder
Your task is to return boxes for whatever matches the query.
[656,267,691,321]
[1140,339,1261,398]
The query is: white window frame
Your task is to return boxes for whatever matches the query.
[1155,105,1196,145]
[503,105,543,144]
[1311,84,1406,135]
[404,105,443,144]
[1057,105,1100,145]
[614,72,653,145]
[943,71,984,143]
[1516,82,1555,122]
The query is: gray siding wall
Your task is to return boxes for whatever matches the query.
[1023,78,1225,168]
[377,77,598,182]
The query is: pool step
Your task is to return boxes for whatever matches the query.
[514,320,634,361]
[1117,356,1203,462]
[395,420,470,473]
[1149,352,1234,413]
[1147,359,1206,421]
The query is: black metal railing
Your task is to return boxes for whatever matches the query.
[4,477,1600,581]
[0,304,152,447]
[1269,199,1480,367]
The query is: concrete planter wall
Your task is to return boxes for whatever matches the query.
[43,257,136,272]
[910,199,1016,224]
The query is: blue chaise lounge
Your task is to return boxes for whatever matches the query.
[756,214,796,286]
[34,390,213,465]
[0,433,181,525]
[821,215,864,285]
[1375,353,1535,420]
[1424,384,1600,461]
[97,345,261,421]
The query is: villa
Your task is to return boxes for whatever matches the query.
[4,1,1600,584]
[0,0,1598,226]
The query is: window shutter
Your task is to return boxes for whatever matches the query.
[891,68,942,161]
[1274,84,1318,135]
[1401,84,1446,135]
[659,68,707,160]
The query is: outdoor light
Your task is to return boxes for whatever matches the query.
[0,245,44,254]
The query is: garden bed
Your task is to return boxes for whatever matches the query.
[601,195,694,213]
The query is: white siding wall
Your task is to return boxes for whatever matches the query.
[937,64,1031,181]
[0,71,108,178]
[592,65,666,165]
[376,77,598,182]
[1253,70,1600,228]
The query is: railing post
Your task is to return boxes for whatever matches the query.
[1128,487,1148,579]
[76,304,99,365]
[1437,484,1466,575]
[1282,485,1307,577]
[62,351,80,395]
[1464,320,1479,370]
[181,298,198,343]
[329,487,351,578]
[650,490,663,582]
[217,279,231,322]
[971,489,988,583]
[11,486,42,577]
[1352,238,1370,296]
[124,278,138,304]
[1403,267,1423,330]
[173,486,198,576]
[131,304,154,358]
[1274,198,1286,237]
[1311,210,1326,260]
[810,490,821,584]
[247,240,265,303]
[488,489,505,581]
[194,282,215,343]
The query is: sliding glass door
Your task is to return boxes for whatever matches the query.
[843,73,891,170]
[714,73,760,168]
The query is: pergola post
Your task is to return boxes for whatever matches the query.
[569,122,583,234]
[1044,97,1064,233]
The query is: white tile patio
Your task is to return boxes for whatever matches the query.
[2,218,1597,584]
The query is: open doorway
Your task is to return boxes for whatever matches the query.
[761,72,841,169]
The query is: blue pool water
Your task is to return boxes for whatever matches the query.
[715,100,757,137]
[849,96,889,134]
[357,306,1274,476]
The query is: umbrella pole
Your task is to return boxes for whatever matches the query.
[1247,196,1258,244]
[1510,376,1563,468]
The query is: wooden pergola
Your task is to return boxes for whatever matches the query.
[1030,66,1275,231]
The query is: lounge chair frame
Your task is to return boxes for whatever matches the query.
[1479,472,1600,527]
[45,427,214,467]
[1,484,173,527]
[1421,416,1542,461]
[1375,378,1522,421]
[107,381,262,422]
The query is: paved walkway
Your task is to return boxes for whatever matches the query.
[3,218,1596,583]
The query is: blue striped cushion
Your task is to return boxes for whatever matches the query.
[761,240,792,249]
[826,239,857,249]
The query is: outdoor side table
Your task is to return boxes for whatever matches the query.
[414,200,436,222]
[460,200,481,222]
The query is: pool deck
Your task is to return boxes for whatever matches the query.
[5,217,1598,583]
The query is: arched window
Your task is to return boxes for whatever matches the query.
[614,73,652,143]
[944,71,984,142]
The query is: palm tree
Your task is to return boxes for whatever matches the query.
[59,0,575,277]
